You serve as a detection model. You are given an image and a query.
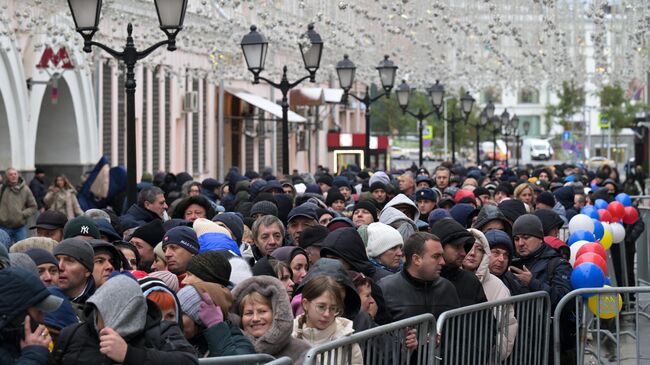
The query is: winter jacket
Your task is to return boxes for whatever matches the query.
[29,177,47,210]
[51,275,198,365]
[318,229,392,324]
[0,268,53,365]
[44,188,83,219]
[0,179,37,228]
[293,315,363,365]
[516,243,572,309]
[232,276,311,364]
[199,321,256,358]
[497,271,530,296]
[377,269,460,321]
[440,265,487,307]
[379,194,419,241]
[467,229,517,360]
[120,204,162,232]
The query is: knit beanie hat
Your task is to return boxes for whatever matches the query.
[428,208,451,227]
[484,229,513,258]
[430,218,475,252]
[131,220,166,247]
[332,176,352,190]
[536,192,555,207]
[250,200,279,218]
[326,190,346,207]
[193,218,232,239]
[316,174,333,186]
[162,226,199,255]
[52,238,94,272]
[153,242,166,265]
[148,270,179,292]
[369,181,386,193]
[366,222,403,258]
[326,217,354,232]
[299,225,330,249]
[498,199,527,224]
[25,248,58,267]
[63,216,100,240]
[533,209,565,236]
[353,201,378,222]
[212,213,244,245]
[473,186,490,198]
[369,171,390,186]
[495,182,514,197]
[512,214,544,239]
[177,285,203,326]
[186,251,231,287]
[450,203,478,228]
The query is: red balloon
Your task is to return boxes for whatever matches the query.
[574,252,608,276]
[598,209,613,223]
[576,242,608,262]
[623,206,639,225]
[607,202,625,221]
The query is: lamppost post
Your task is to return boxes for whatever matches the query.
[241,24,323,176]
[395,80,436,167]
[336,55,398,169]
[67,0,188,207]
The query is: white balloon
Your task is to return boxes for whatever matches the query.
[601,222,612,236]
[610,222,626,243]
[570,240,591,265]
[569,214,595,234]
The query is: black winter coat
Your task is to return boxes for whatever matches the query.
[119,204,161,232]
[50,301,198,365]
[517,243,572,309]
[440,266,488,307]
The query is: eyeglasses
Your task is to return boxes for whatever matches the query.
[312,303,341,316]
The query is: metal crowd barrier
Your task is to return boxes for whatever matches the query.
[302,313,436,365]
[635,206,650,285]
[198,354,277,364]
[434,291,551,365]
[552,286,650,365]
[266,357,294,365]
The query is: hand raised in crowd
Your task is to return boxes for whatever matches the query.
[99,327,128,363]
[198,292,224,328]
[404,327,418,351]
[509,265,532,286]
[20,316,51,349]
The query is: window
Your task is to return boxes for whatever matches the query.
[518,88,540,104]
[480,86,502,104]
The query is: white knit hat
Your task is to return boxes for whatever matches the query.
[366,222,403,258]
[192,218,232,239]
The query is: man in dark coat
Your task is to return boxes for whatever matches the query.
[29,168,48,211]
[0,267,63,365]
[378,232,459,320]
[431,218,488,306]
[120,186,167,232]
[51,275,198,365]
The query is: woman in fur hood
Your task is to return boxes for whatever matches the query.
[231,276,311,364]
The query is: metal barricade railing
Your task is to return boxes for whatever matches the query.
[266,357,294,365]
[552,286,650,365]
[636,206,650,285]
[198,354,277,365]
[302,313,436,365]
[435,291,551,365]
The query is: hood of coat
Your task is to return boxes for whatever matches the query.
[472,205,512,236]
[378,207,418,241]
[467,228,491,283]
[231,276,294,355]
[381,194,420,222]
[294,258,360,320]
[318,228,376,279]
[87,275,147,338]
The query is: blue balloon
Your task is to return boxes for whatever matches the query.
[604,277,612,286]
[568,230,596,246]
[581,205,600,220]
[591,219,605,240]
[594,199,608,211]
[591,182,599,191]
[615,193,632,207]
[571,262,605,297]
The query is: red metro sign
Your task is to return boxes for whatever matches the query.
[37,47,74,69]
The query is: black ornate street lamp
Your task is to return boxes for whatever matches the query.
[490,116,503,165]
[395,80,437,167]
[241,24,323,175]
[502,111,519,167]
[336,55,398,168]
[428,81,475,165]
[67,0,188,207]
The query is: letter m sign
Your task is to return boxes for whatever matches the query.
[37,47,74,69]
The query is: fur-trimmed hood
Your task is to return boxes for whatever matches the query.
[467,228,491,283]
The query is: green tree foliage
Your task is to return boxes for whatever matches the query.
[545,81,585,133]
[599,83,648,146]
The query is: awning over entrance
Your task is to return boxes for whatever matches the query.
[226,88,307,123]
[289,88,344,107]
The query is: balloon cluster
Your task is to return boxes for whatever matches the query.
[567,193,636,317]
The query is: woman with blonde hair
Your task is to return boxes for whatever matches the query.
[43,175,83,219]
[513,183,534,211]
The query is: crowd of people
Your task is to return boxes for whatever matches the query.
[0,161,645,364]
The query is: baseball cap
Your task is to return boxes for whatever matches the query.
[30,211,67,230]
[287,203,318,223]
[63,216,100,239]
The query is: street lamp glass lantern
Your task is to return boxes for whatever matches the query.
[501,109,510,126]
[153,0,188,32]
[240,25,268,77]
[396,80,411,109]
[485,100,495,119]
[510,114,519,130]
[336,54,356,90]
[480,110,488,126]
[299,24,323,74]
[461,92,475,116]
[428,80,445,109]
[376,55,398,93]
[68,0,102,35]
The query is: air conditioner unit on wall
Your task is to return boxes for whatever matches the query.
[183,91,198,113]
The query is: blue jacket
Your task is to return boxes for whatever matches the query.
[517,243,572,308]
